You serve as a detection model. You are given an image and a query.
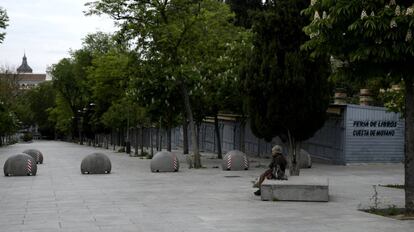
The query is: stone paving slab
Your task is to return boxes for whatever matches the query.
[0,141,412,232]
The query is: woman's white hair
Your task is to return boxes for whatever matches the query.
[272,145,282,154]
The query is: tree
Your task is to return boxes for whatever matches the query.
[25,82,57,138]
[50,49,93,140]
[0,7,8,44]
[0,70,20,144]
[12,91,35,130]
[87,50,131,129]
[197,25,252,157]
[242,0,331,175]
[86,0,249,168]
[48,93,73,137]
[302,0,414,213]
[130,57,183,152]
[226,0,262,28]
[379,82,405,113]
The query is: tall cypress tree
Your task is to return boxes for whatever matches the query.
[242,0,331,175]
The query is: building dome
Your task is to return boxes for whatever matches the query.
[17,54,33,73]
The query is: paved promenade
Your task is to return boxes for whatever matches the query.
[0,141,412,232]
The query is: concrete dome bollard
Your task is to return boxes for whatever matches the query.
[222,150,249,171]
[22,149,43,164]
[150,151,179,172]
[4,154,37,176]
[299,149,312,168]
[80,153,111,174]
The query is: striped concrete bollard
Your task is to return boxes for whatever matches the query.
[150,151,179,172]
[3,154,37,176]
[222,150,249,171]
[22,149,43,164]
[81,153,111,174]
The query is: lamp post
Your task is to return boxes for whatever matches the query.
[124,91,132,155]
[82,102,96,146]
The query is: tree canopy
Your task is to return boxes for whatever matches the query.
[302,0,414,213]
[86,0,251,168]
[0,7,8,44]
[242,0,331,175]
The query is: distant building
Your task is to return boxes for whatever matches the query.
[16,54,47,89]
[17,54,33,73]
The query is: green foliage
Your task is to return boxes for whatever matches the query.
[27,82,56,138]
[0,106,17,136]
[48,93,73,135]
[379,83,405,114]
[101,97,148,129]
[0,71,19,136]
[12,82,58,138]
[0,7,8,43]
[21,132,33,142]
[130,58,183,128]
[12,92,34,129]
[302,0,414,80]
[50,48,95,138]
[51,57,86,112]
[87,0,252,168]
[302,0,414,210]
[87,50,132,125]
[226,0,263,28]
[362,205,407,217]
[82,32,126,55]
[242,0,331,142]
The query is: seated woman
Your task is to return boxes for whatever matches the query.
[253,145,287,195]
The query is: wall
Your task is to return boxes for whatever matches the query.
[95,104,405,164]
[344,104,404,163]
[301,113,346,164]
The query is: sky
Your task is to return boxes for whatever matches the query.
[0,0,116,73]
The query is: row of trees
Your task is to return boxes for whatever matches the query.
[75,0,332,174]
[48,0,254,169]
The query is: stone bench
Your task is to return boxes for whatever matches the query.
[261,176,329,202]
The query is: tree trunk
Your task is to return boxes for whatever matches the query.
[214,114,222,159]
[183,118,189,154]
[156,128,160,151]
[179,80,201,168]
[117,128,121,147]
[135,127,139,156]
[197,124,201,150]
[167,127,172,152]
[239,118,246,153]
[150,127,154,157]
[287,130,300,176]
[140,126,145,156]
[233,124,237,149]
[160,133,163,151]
[126,127,131,154]
[405,78,414,213]
[112,129,116,150]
